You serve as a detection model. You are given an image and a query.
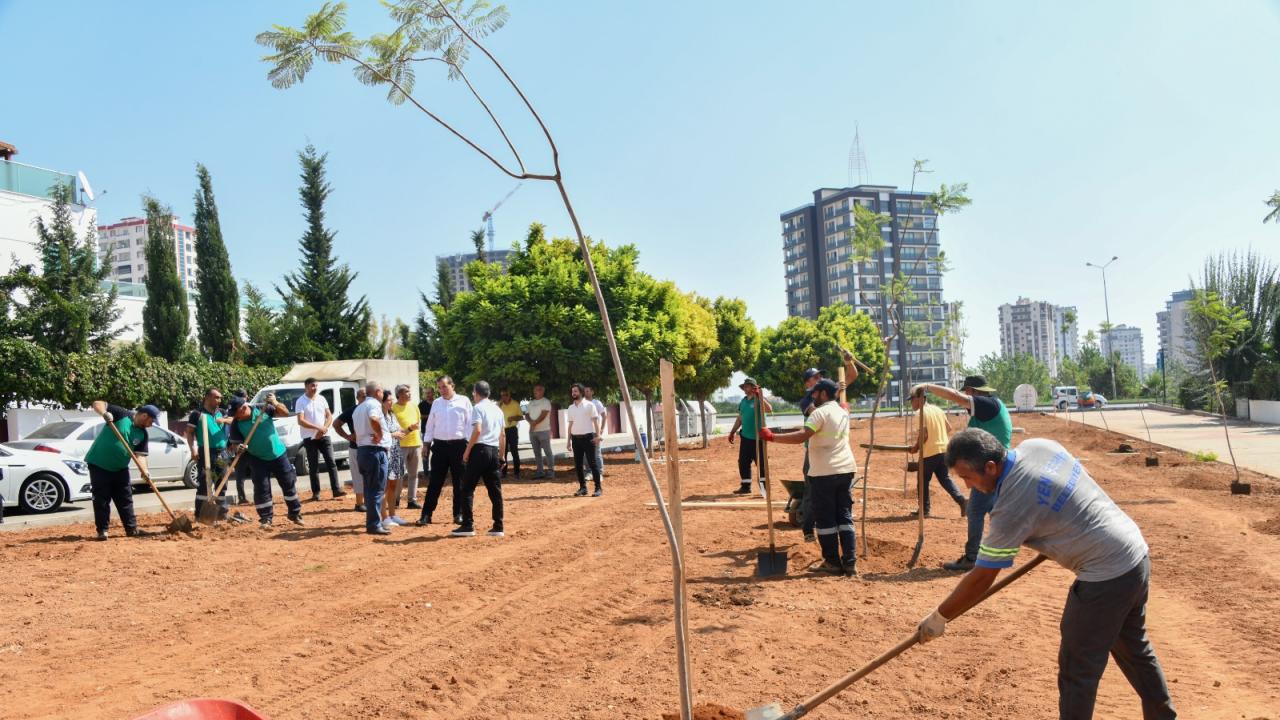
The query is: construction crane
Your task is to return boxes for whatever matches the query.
[481,183,522,253]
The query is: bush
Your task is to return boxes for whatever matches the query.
[0,338,285,417]
[1250,361,1280,401]
[1191,450,1219,462]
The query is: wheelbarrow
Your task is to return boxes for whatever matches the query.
[780,479,807,528]
[132,699,267,720]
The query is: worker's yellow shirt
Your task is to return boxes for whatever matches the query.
[920,403,949,458]
[499,399,523,429]
[391,402,422,448]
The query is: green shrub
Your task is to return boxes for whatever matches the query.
[1191,449,1219,462]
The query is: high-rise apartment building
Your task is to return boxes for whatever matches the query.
[97,216,198,292]
[435,248,515,294]
[781,184,949,403]
[1101,324,1145,381]
[998,299,1079,378]
[1054,305,1080,362]
[1157,289,1197,370]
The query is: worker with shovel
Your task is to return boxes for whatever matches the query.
[228,394,305,528]
[907,388,967,518]
[186,388,233,521]
[760,379,857,576]
[918,428,1177,719]
[727,378,771,495]
[84,401,160,540]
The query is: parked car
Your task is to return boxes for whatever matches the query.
[0,444,93,513]
[4,417,197,488]
[1053,385,1079,410]
[1079,391,1108,409]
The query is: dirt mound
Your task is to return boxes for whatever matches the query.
[1254,514,1280,536]
[661,703,745,720]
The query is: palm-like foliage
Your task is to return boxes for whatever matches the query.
[1265,190,1280,224]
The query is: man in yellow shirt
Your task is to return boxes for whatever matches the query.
[391,384,423,509]
[909,390,967,517]
[498,389,523,479]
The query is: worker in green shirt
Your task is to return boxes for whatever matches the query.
[727,378,772,495]
[228,393,304,528]
[84,400,161,541]
[185,388,233,520]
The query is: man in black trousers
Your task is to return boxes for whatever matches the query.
[417,376,472,526]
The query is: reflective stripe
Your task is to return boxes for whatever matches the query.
[979,545,1020,557]
[194,494,208,501]
[816,527,839,536]
[255,501,273,509]
[838,524,855,532]
[282,494,299,502]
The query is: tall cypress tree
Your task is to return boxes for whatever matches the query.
[279,145,373,358]
[141,195,190,361]
[192,163,240,361]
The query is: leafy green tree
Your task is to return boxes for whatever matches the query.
[1188,289,1251,487]
[677,296,759,447]
[0,182,120,354]
[471,227,486,263]
[242,282,284,366]
[192,163,240,361]
[278,144,374,359]
[975,352,1053,402]
[435,260,455,309]
[753,304,886,401]
[1199,250,1278,384]
[141,196,190,361]
[1264,190,1280,224]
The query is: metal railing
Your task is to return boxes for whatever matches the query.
[0,159,76,201]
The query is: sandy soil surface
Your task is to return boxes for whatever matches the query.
[2,414,1278,720]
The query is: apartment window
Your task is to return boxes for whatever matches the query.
[116,264,131,274]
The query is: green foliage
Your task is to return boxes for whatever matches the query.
[241,282,288,366]
[278,145,375,360]
[753,303,886,401]
[1191,450,1219,463]
[1199,250,1278,384]
[471,228,486,263]
[0,182,121,354]
[1248,360,1280,401]
[434,260,455,309]
[192,164,240,362]
[0,337,284,417]
[975,352,1052,402]
[670,293,718,395]
[141,195,191,361]
[1265,189,1280,225]
[677,296,759,401]
[848,205,890,263]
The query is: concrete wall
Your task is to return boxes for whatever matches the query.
[1248,399,1280,425]
[110,292,197,344]
[0,190,97,276]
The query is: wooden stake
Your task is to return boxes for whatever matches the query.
[660,359,693,719]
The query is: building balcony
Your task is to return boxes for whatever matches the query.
[0,159,77,202]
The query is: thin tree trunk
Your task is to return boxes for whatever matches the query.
[859,333,897,558]
[1209,366,1242,484]
[699,394,708,449]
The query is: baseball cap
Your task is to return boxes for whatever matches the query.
[228,396,248,413]
[739,377,759,388]
[135,404,162,419]
[812,378,840,398]
[802,368,823,381]
[961,375,998,393]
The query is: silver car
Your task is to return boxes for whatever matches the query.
[5,418,198,488]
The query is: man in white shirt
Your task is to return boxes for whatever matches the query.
[416,375,474,526]
[295,377,344,501]
[524,384,555,479]
[566,383,603,497]
[455,381,507,538]
[352,381,389,535]
[585,386,607,479]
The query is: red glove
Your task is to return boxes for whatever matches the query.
[759,428,775,442]
[839,401,849,411]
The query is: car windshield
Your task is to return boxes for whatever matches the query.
[24,421,84,440]
[254,387,305,410]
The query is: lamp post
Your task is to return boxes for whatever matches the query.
[1086,256,1119,399]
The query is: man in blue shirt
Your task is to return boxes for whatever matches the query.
[917,429,1177,720]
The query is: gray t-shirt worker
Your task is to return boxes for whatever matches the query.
[917,430,1177,720]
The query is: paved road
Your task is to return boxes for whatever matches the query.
[1057,407,1280,478]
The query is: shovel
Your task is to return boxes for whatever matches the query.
[101,411,194,534]
[906,398,926,568]
[755,393,787,577]
[196,414,221,526]
[747,553,1049,720]
[208,410,266,518]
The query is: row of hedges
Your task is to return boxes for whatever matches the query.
[0,338,286,417]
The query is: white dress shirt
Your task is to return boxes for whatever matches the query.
[525,397,553,432]
[423,393,474,443]
[352,397,384,447]
[566,399,600,437]
[471,399,505,448]
[295,393,329,430]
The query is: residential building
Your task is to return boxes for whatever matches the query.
[1157,289,1198,370]
[780,184,949,403]
[0,142,97,276]
[97,216,198,291]
[998,298,1061,377]
[436,248,515,294]
[1054,305,1080,362]
[1100,324,1145,381]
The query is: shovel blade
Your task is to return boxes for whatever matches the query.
[746,703,785,720]
[168,513,194,534]
[756,549,788,577]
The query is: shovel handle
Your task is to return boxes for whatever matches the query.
[101,412,179,522]
[210,410,266,500]
[779,554,1049,719]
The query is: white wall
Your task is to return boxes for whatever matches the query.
[110,292,198,344]
[1249,400,1280,425]
[0,190,97,275]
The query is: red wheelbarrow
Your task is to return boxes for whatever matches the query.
[133,699,266,720]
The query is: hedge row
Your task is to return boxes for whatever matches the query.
[0,338,285,416]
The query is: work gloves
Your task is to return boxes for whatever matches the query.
[917,608,947,643]
[759,428,775,442]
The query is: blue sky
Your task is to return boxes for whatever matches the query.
[4,0,1279,367]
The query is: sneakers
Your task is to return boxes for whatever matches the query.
[842,561,858,577]
[488,524,505,537]
[95,529,108,541]
[387,516,408,526]
[943,556,976,571]
[259,518,273,528]
[957,496,968,517]
[732,483,751,495]
[810,561,844,575]
[450,524,476,537]
[592,486,603,497]
[407,500,421,510]
[288,513,305,526]
[573,486,589,497]
[379,520,395,533]
[367,526,391,536]
[124,526,148,537]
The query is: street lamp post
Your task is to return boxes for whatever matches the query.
[1086,256,1119,399]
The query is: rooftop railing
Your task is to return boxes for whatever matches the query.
[0,159,76,201]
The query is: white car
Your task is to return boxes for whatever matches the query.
[4,417,198,488]
[0,445,93,513]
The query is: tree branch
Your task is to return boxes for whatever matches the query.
[411,55,525,174]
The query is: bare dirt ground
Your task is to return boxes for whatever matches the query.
[2,414,1278,720]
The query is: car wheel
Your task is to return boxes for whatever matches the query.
[293,449,310,478]
[19,473,66,513]
[182,460,199,489]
